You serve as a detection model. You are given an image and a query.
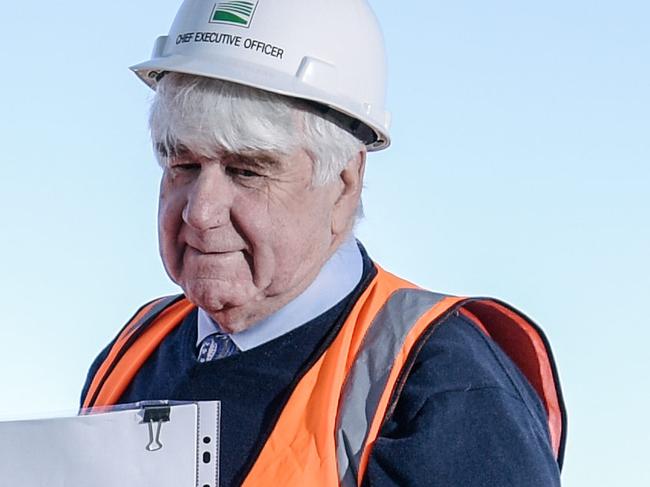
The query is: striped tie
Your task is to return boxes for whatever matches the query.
[197,333,239,362]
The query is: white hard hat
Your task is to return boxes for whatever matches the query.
[130,0,391,151]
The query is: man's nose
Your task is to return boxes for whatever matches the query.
[182,165,233,230]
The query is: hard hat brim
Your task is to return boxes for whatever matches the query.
[130,54,391,151]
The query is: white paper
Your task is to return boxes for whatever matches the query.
[0,401,221,487]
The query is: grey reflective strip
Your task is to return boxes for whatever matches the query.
[336,289,448,486]
[84,295,185,409]
[124,295,183,339]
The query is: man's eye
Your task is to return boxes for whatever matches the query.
[170,162,200,172]
[227,167,261,178]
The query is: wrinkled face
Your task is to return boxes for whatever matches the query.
[158,146,343,331]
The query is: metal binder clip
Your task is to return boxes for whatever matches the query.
[139,405,171,452]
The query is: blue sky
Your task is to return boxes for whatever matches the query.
[1,1,648,485]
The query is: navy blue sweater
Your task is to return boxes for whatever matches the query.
[82,252,561,486]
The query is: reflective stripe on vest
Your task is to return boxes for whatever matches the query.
[81,295,192,410]
[82,264,566,485]
[336,288,448,485]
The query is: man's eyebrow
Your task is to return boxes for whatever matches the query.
[154,143,282,169]
[227,152,282,170]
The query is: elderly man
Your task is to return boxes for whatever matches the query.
[81,1,566,485]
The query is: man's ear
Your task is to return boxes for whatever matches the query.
[331,149,366,236]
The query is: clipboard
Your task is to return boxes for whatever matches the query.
[0,401,221,487]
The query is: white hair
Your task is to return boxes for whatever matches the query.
[149,72,364,186]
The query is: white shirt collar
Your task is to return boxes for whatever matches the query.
[197,237,363,351]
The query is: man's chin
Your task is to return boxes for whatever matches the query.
[199,303,265,334]
[183,281,262,331]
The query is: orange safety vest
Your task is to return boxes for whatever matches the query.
[83,264,566,486]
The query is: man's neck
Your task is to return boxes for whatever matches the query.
[197,237,363,350]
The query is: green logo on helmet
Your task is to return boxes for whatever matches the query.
[210,1,259,27]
